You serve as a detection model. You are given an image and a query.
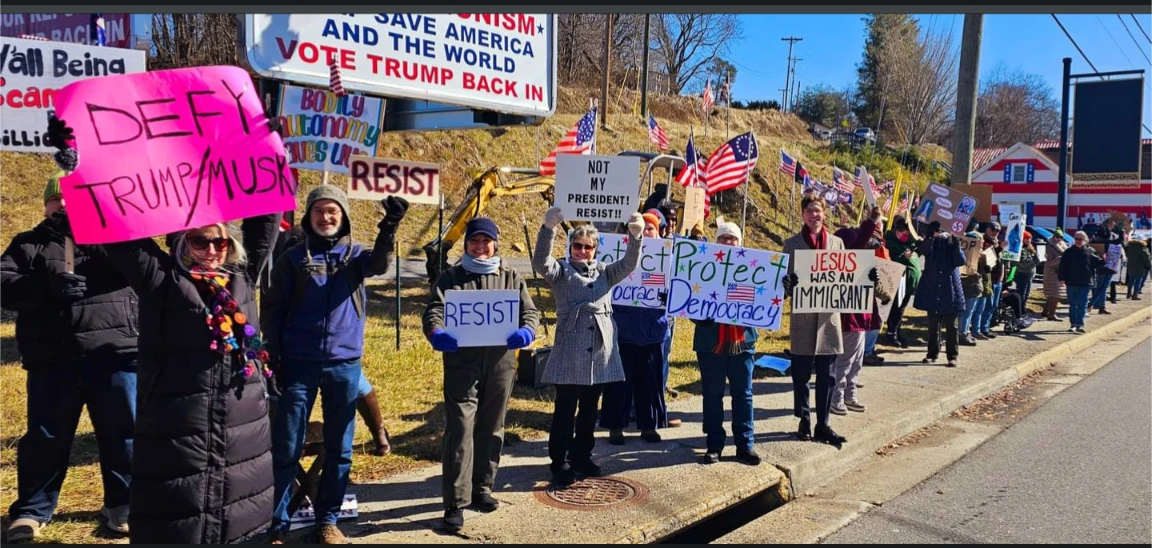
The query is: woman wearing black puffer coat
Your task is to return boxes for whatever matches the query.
[48,117,283,544]
[913,223,966,367]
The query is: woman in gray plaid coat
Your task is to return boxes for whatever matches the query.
[533,206,644,486]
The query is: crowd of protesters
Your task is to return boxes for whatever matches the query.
[2,114,1148,544]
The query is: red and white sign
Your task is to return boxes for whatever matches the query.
[242,14,556,117]
[348,155,440,205]
[1,13,133,49]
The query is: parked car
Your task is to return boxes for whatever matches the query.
[854,127,876,144]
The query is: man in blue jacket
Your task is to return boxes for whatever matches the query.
[262,185,408,544]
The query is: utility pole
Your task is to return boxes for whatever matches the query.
[791,59,803,110]
[781,36,802,112]
[601,15,613,129]
[780,87,789,110]
[640,14,651,120]
[950,13,984,188]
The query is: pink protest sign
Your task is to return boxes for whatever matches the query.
[54,65,298,244]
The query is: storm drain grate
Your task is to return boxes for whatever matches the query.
[534,476,650,511]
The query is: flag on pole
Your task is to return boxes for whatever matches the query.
[779,150,798,177]
[329,61,347,97]
[539,108,597,176]
[832,167,854,194]
[647,115,669,151]
[90,14,107,47]
[701,78,715,113]
[795,161,809,185]
[676,134,703,187]
[704,131,759,194]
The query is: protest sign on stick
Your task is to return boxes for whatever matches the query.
[913,183,978,236]
[554,154,641,223]
[277,84,385,175]
[665,238,789,330]
[791,250,876,313]
[873,257,905,308]
[442,290,521,347]
[959,235,983,275]
[681,186,707,235]
[1000,205,1024,262]
[54,65,297,244]
[1105,244,1123,272]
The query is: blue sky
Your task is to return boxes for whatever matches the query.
[726,14,1152,137]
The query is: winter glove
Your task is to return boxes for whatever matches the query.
[266,115,284,136]
[430,328,459,353]
[626,212,645,239]
[380,196,410,227]
[868,267,879,282]
[544,207,564,229]
[782,272,799,295]
[506,327,535,350]
[46,115,75,152]
[50,272,88,302]
[658,290,668,305]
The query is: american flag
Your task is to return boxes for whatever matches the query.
[676,134,703,187]
[701,78,715,112]
[726,283,756,303]
[329,60,347,97]
[854,166,866,188]
[832,167,854,193]
[780,150,798,177]
[641,272,667,287]
[90,14,107,47]
[719,78,731,106]
[648,115,669,151]
[539,108,597,176]
[705,132,759,194]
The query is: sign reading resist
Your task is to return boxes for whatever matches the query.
[554,154,641,223]
[348,155,440,205]
[442,290,521,347]
[791,250,876,313]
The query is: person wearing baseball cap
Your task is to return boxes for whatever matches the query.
[423,217,540,532]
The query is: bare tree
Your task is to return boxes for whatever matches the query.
[877,23,958,144]
[651,14,742,94]
[150,14,239,70]
[558,14,647,89]
[975,65,1061,147]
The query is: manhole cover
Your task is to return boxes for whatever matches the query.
[534,476,649,511]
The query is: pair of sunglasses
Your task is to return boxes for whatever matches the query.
[188,236,230,251]
[571,243,597,252]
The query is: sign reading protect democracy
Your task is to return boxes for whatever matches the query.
[554,154,641,224]
[567,233,673,309]
[665,238,789,329]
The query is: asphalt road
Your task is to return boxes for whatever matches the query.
[824,339,1152,544]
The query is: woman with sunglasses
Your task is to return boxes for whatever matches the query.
[533,206,645,486]
[48,116,283,544]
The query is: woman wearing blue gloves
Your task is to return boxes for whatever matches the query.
[422,218,540,533]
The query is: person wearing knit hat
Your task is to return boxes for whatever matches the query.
[3,169,140,542]
[262,188,410,544]
[601,215,670,447]
[423,216,539,532]
[690,218,762,466]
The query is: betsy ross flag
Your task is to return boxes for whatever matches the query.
[726,283,756,303]
[648,115,669,151]
[540,108,597,176]
[641,272,667,287]
[832,167,854,193]
[780,150,798,176]
[705,132,759,194]
[702,78,715,112]
[329,60,347,97]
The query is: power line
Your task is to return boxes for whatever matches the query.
[1116,14,1152,64]
[1095,15,1140,69]
[1130,14,1151,44]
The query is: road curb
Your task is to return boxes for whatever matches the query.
[780,307,1151,498]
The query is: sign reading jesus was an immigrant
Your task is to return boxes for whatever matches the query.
[791,250,876,314]
[665,238,790,330]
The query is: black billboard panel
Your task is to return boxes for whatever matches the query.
[1071,78,1144,176]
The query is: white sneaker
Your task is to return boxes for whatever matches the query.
[101,505,129,535]
[6,517,45,542]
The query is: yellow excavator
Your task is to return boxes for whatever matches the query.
[422,151,687,282]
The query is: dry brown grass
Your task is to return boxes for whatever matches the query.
[0,83,942,543]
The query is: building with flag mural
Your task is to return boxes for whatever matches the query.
[969,139,1152,229]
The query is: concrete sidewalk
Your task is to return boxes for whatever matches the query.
[331,299,1150,545]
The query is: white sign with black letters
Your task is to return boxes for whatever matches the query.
[554,154,641,223]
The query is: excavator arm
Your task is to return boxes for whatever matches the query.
[423,167,557,281]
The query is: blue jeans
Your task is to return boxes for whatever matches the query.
[864,329,879,356]
[1131,273,1148,296]
[696,352,754,453]
[1091,273,1113,310]
[1067,285,1091,328]
[960,297,982,335]
[271,359,362,530]
[1017,277,1033,308]
[357,373,373,399]
[980,283,1003,332]
[9,356,137,522]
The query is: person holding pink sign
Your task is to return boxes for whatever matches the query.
[46,114,283,544]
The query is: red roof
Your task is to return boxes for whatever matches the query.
[971,138,1152,171]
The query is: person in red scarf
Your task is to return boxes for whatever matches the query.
[782,193,877,447]
[830,205,885,415]
[691,218,761,466]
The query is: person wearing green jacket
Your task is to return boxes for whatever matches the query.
[882,215,922,348]
[1014,233,1040,313]
[1126,238,1151,300]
